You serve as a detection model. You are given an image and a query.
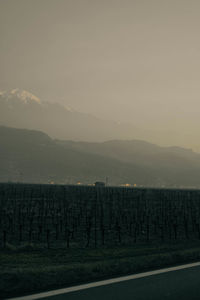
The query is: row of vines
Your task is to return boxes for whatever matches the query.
[1,183,200,248]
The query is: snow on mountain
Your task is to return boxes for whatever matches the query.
[1,88,42,104]
[0,88,142,142]
[0,89,76,113]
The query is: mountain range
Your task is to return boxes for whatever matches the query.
[0,89,145,142]
[1,89,199,151]
[1,125,200,188]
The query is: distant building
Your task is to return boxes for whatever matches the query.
[95,181,105,187]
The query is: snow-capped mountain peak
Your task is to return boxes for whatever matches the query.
[0,88,41,105]
[9,88,41,104]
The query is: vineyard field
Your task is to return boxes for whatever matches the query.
[1,183,200,248]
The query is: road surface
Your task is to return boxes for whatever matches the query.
[8,262,200,300]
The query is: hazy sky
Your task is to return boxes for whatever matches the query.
[1,0,200,144]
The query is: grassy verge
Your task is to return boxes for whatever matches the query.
[1,241,200,299]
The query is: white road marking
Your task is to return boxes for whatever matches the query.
[7,261,200,300]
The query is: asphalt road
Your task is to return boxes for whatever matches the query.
[41,265,200,300]
[8,263,200,300]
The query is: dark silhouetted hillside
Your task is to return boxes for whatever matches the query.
[1,126,200,187]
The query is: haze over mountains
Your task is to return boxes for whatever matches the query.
[2,0,200,152]
[1,89,200,187]
[0,89,198,151]
[0,89,145,142]
[1,125,200,188]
